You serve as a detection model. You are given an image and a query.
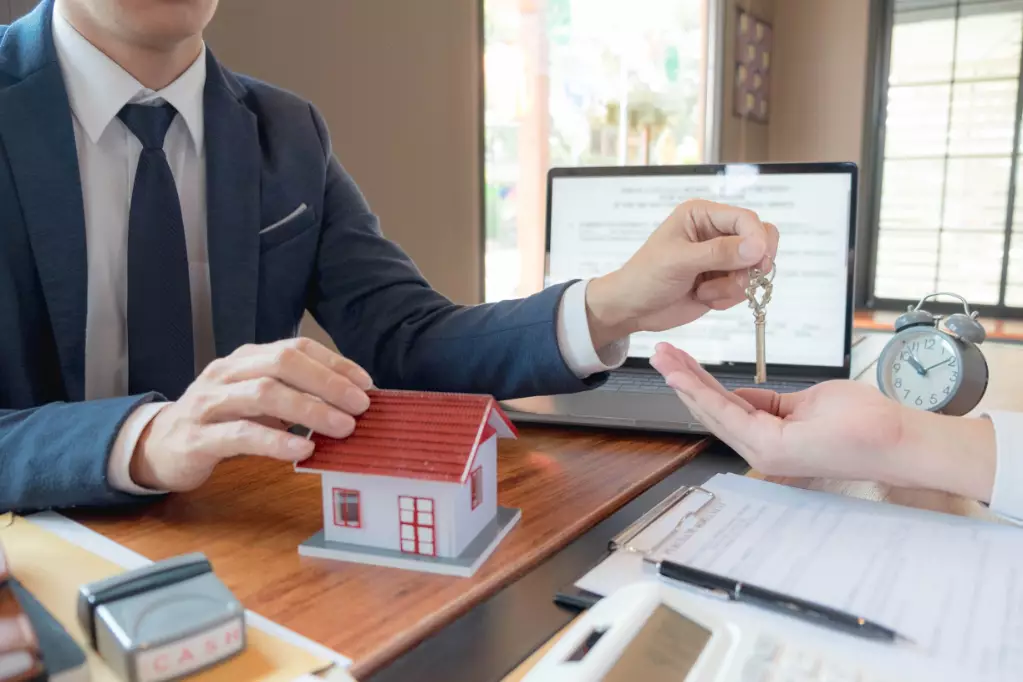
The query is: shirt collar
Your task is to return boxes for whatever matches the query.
[51,8,206,149]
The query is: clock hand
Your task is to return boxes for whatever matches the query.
[923,357,952,373]
[905,353,928,376]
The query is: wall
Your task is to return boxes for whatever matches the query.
[718,0,872,167]
[451,436,497,556]
[203,1,483,309]
[6,1,38,23]
[720,0,776,162]
[768,0,871,164]
[317,470,457,556]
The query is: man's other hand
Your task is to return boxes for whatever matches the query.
[129,338,373,491]
[584,199,779,348]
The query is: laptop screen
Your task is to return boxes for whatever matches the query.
[546,164,856,373]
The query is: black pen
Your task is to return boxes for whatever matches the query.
[657,560,914,644]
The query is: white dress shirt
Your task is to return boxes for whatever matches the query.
[50,9,628,495]
[982,412,1023,522]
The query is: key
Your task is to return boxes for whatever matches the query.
[745,263,775,384]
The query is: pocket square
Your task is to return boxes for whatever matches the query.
[259,203,308,235]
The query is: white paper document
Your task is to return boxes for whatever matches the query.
[576,474,1023,681]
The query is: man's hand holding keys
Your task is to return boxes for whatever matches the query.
[129,338,373,492]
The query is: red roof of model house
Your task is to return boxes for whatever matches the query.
[295,390,518,483]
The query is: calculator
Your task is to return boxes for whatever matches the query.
[523,581,896,682]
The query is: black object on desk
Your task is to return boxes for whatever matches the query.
[658,559,911,644]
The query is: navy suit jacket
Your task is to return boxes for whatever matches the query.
[0,2,601,512]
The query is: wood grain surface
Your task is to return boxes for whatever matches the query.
[69,427,708,678]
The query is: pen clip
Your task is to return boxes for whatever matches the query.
[653,560,732,601]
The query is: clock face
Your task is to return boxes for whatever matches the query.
[878,327,963,411]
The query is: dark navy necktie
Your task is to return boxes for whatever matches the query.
[119,103,194,400]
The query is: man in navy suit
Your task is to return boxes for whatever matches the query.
[0,0,778,512]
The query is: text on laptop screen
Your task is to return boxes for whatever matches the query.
[548,170,852,368]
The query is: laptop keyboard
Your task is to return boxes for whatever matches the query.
[596,371,811,394]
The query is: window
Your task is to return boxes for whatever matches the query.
[470,467,483,510]
[398,496,436,556]
[483,0,716,301]
[332,489,361,528]
[869,0,1023,312]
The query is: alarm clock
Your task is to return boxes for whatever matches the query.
[876,292,988,416]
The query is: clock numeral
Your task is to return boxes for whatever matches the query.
[894,378,903,389]
[915,396,924,406]
[930,394,938,405]
[925,338,935,350]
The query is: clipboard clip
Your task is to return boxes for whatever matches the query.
[609,485,716,562]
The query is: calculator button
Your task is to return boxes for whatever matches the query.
[778,649,820,676]
[752,636,781,661]
[740,657,772,682]
[818,670,861,682]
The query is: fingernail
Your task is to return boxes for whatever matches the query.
[287,437,313,454]
[329,409,352,431]
[739,238,762,261]
[346,387,370,412]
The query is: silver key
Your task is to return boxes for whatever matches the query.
[745,263,775,384]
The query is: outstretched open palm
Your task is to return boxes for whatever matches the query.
[649,343,906,482]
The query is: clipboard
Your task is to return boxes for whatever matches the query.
[553,485,716,612]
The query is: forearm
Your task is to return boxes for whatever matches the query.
[885,408,996,503]
[0,396,158,512]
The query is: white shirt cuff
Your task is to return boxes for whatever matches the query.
[107,402,169,495]
[981,411,1023,524]
[556,280,630,379]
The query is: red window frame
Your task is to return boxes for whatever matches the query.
[398,496,437,556]
[470,467,483,510]
[332,488,361,528]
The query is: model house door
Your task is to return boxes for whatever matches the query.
[398,496,436,556]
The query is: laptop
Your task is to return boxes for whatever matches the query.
[501,162,857,434]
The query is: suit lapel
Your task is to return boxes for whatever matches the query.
[203,53,262,358]
[0,2,88,401]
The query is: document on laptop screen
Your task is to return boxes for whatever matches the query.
[548,170,853,368]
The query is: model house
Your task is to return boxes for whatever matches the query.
[295,390,522,577]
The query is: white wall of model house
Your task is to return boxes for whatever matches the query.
[317,434,499,559]
[451,436,498,556]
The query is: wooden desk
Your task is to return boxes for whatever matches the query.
[69,427,709,679]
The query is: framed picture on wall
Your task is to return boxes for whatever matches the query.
[734,9,772,123]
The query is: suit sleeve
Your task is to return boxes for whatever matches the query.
[305,105,606,399]
[0,396,159,513]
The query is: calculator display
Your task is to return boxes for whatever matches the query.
[602,604,711,681]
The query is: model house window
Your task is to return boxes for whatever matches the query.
[470,467,483,510]
[483,0,716,302]
[332,489,361,528]
[869,0,1023,312]
[398,496,436,556]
